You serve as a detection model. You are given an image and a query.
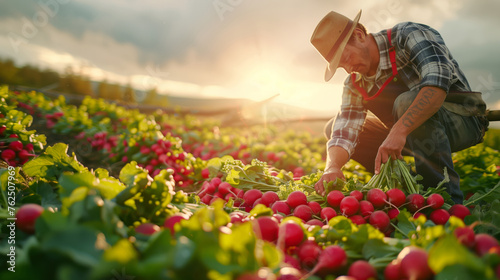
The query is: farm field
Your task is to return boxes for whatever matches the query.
[1,86,500,280]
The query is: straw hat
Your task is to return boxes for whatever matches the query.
[310,10,362,81]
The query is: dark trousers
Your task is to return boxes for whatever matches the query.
[324,91,488,204]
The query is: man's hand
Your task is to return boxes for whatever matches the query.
[314,168,345,196]
[374,131,406,174]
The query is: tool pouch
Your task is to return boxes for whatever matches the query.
[443,91,487,117]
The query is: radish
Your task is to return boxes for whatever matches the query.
[429,209,450,225]
[211,177,222,187]
[308,201,322,216]
[287,191,308,209]
[293,205,313,221]
[413,212,426,219]
[164,214,187,234]
[272,201,291,216]
[261,191,280,207]
[15,203,44,234]
[320,207,337,222]
[307,245,347,277]
[349,215,366,225]
[135,223,161,235]
[369,210,390,232]
[326,190,344,208]
[366,188,387,208]
[386,188,406,207]
[398,246,433,280]
[406,193,426,213]
[279,221,304,248]
[388,208,400,220]
[252,216,280,243]
[297,240,322,269]
[230,212,246,224]
[426,193,444,209]
[305,219,324,227]
[1,149,16,161]
[9,140,23,151]
[384,260,402,280]
[348,260,377,280]
[283,254,301,270]
[218,182,232,196]
[350,190,364,201]
[359,200,375,217]
[454,226,475,248]
[252,198,263,208]
[340,196,360,216]
[448,204,471,220]
[243,189,263,207]
[474,233,499,256]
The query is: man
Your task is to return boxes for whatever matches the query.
[310,10,489,204]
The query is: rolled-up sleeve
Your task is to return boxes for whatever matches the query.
[327,81,366,157]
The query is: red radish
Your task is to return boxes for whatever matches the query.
[339,196,359,216]
[8,140,23,151]
[306,219,324,227]
[243,189,263,207]
[135,223,161,235]
[386,188,406,207]
[474,233,499,256]
[225,192,236,201]
[454,226,475,248]
[320,207,337,221]
[211,177,222,187]
[448,204,471,220]
[283,254,301,270]
[272,201,291,216]
[272,214,284,223]
[359,200,375,217]
[413,212,426,219]
[252,216,280,243]
[384,260,402,280]
[388,208,400,220]
[297,240,322,269]
[164,214,187,234]
[426,193,444,209]
[326,190,344,208]
[0,125,6,135]
[252,198,263,208]
[200,194,212,205]
[308,245,347,277]
[287,191,308,208]
[398,246,433,280]
[201,168,210,178]
[230,212,245,224]
[218,182,232,196]
[293,205,313,221]
[366,188,387,208]
[406,193,426,212]
[369,210,390,232]
[348,260,377,280]
[350,190,364,201]
[308,201,322,216]
[15,204,44,234]
[279,221,304,247]
[429,209,450,225]
[349,215,366,225]
[205,182,216,195]
[1,149,16,160]
[261,191,280,207]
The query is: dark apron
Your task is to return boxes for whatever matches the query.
[362,76,409,128]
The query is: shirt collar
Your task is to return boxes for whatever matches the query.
[372,30,393,78]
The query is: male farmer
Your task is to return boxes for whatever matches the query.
[311,10,489,204]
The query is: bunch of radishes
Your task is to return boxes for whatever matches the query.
[0,126,36,166]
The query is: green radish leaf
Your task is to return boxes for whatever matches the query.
[428,235,489,275]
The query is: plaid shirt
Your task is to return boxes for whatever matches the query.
[328,22,472,157]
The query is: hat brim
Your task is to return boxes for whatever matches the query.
[324,10,362,81]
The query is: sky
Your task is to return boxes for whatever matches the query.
[1,0,500,118]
